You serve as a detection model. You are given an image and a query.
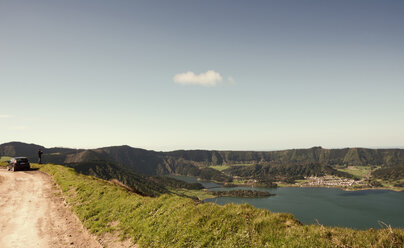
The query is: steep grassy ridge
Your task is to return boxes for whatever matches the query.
[36,163,404,248]
[66,160,205,197]
[67,160,169,197]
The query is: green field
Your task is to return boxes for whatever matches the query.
[209,163,252,172]
[336,166,379,179]
[209,165,230,171]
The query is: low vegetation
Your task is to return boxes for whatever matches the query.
[209,164,252,172]
[0,156,11,167]
[223,163,353,184]
[151,176,204,190]
[209,165,231,171]
[336,165,377,179]
[169,188,214,201]
[66,161,205,197]
[33,163,404,248]
[372,165,404,181]
[211,190,274,198]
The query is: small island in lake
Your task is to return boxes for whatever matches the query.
[211,189,275,198]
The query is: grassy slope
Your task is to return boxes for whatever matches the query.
[210,164,252,172]
[170,188,214,200]
[0,156,10,168]
[336,166,378,179]
[35,163,404,248]
[209,165,231,171]
[0,156,12,162]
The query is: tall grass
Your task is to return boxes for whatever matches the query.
[0,156,11,167]
[36,163,404,248]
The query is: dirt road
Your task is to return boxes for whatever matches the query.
[0,168,101,248]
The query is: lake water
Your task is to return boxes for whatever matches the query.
[170,175,404,229]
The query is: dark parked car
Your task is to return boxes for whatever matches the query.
[8,157,30,171]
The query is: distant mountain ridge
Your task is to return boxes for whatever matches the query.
[1,142,404,174]
[1,141,404,185]
[166,146,404,167]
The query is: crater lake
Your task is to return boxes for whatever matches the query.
[171,175,404,229]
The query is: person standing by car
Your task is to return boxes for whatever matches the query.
[38,149,43,164]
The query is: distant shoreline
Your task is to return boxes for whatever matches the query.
[187,174,404,193]
[212,178,404,193]
[270,182,404,192]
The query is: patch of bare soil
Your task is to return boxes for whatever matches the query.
[0,168,137,248]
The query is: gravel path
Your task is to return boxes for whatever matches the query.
[0,168,101,248]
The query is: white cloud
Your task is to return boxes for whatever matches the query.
[0,114,12,118]
[173,70,223,87]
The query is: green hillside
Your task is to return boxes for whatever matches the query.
[223,163,354,183]
[34,163,404,248]
[67,160,169,197]
[167,147,404,167]
[66,160,205,197]
[372,165,404,182]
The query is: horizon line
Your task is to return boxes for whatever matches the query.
[1,141,403,152]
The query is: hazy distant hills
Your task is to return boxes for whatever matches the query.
[166,146,404,167]
[1,141,404,184]
[1,142,404,172]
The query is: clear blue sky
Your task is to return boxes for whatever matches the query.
[1,0,403,150]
